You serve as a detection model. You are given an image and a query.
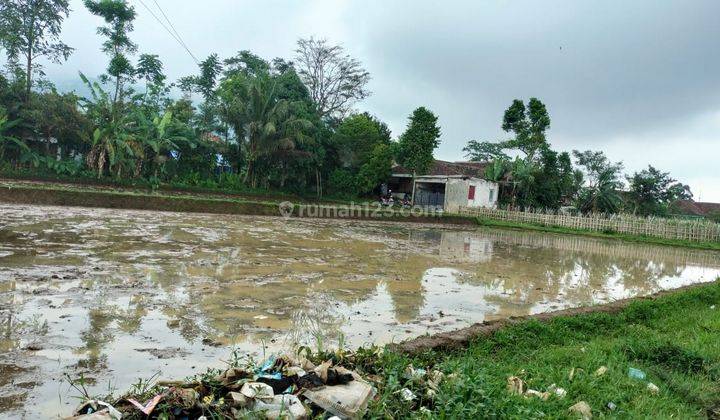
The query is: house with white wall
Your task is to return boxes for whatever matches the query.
[388,160,499,212]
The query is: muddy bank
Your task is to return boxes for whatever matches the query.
[394,280,719,354]
[0,184,476,225]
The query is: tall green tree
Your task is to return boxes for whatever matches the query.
[356,143,394,194]
[332,113,390,170]
[626,165,692,216]
[502,98,551,161]
[398,106,441,176]
[84,0,137,105]
[179,54,224,135]
[0,0,73,103]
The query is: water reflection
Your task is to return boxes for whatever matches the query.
[0,204,719,417]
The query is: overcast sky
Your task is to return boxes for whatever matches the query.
[42,0,720,201]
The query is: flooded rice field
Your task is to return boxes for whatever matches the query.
[1,203,719,418]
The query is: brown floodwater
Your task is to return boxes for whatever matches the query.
[0,203,719,418]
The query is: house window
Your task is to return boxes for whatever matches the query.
[468,185,476,200]
[489,189,495,202]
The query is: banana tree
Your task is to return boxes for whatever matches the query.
[135,110,192,178]
[0,111,39,167]
[80,72,143,178]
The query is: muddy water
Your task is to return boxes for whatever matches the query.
[1,204,719,418]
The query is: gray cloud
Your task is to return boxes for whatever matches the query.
[38,0,720,200]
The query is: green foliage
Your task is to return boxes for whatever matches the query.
[0,109,35,163]
[626,165,693,216]
[217,57,313,188]
[356,143,394,194]
[333,113,391,171]
[0,0,73,100]
[463,139,509,162]
[501,98,551,161]
[397,107,441,175]
[327,168,357,194]
[573,149,625,214]
[83,0,137,103]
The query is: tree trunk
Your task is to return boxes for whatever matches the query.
[243,160,253,185]
[25,52,32,104]
[113,75,121,105]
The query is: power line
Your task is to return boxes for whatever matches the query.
[133,0,200,64]
[150,0,196,62]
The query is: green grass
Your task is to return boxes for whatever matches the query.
[361,281,720,419]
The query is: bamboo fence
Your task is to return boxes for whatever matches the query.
[459,206,720,243]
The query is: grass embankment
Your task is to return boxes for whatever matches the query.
[472,217,720,252]
[363,280,720,418]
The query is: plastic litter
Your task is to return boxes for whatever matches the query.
[506,376,525,395]
[404,365,427,381]
[313,360,332,382]
[524,389,550,400]
[647,383,660,395]
[65,410,118,420]
[64,352,376,419]
[627,367,646,380]
[127,393,164,416]
[399,388,417,401]
[302,368,376,419]
[594,366,607,377]
[606,402,617,411]
[228,391,250,408]
[547,383,567,398]
[67,400,122,420]
[240,382,275,401]
[252,394,307,419]
[568,401,592,419]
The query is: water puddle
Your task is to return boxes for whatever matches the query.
[1,203,719,418]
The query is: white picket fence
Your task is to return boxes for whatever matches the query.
[459,206,720,243]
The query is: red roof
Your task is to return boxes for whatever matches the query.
[392,160,489,178]
[672,200,720,216]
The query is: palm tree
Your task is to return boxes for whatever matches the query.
[219,75,311,187]
[578,167,623,214]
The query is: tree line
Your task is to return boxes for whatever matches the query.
[0,0,694,217]
[463,98,693,216]
[0,0,441,198]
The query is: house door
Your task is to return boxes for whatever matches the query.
[468,185,476,200]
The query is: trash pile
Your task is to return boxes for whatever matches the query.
[65,353,377,420]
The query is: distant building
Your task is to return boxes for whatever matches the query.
[389,160,499,212]
[671,200,720,219]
